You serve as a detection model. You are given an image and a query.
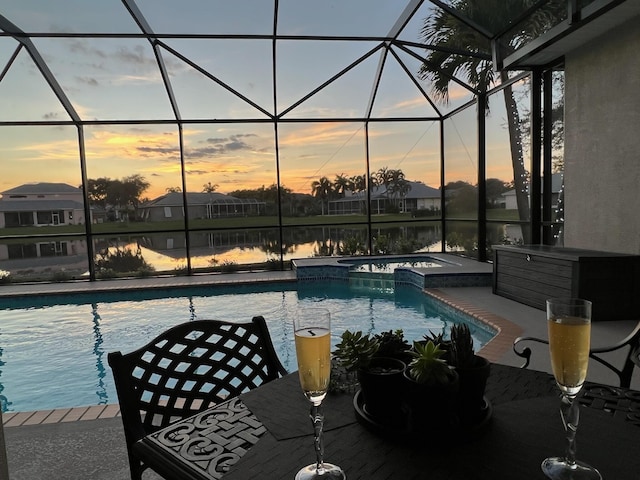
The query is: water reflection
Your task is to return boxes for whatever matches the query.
[189,297,196,321]
[0,346,10,412]
[0,222,517,282]
[91,303,108,405]
[0,224,460,280]
[133,224,446,271]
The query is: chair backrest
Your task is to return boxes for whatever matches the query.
[513,320,640,388]
[108,316,287,446]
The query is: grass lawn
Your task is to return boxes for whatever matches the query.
[0,209,520,238]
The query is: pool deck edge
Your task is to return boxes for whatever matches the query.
[423,288,523,364]
[0,270,298,299]
[3,403,121,428]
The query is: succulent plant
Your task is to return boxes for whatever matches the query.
[449,324,475,369]
[407,340,456,386]
[423,329,444,343]
[423,329,452,352]
[333,330,380,372]
[374,329,410,360]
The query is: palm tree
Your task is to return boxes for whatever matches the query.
[333,174,353,197]
[350,174,367,193]
[374,167,393,193]
[374,167,408,210]
[418,1,564,243]
[388,177,411,211]
[391,170,408,203]
[350,174,368,213]
[310,176,333,215]
[202,182,219,193]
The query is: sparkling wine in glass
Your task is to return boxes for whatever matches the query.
[542,298,601,480]
[293,307,346,480]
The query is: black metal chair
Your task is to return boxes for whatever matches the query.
[108,316,287,480]
[513,321,640,388]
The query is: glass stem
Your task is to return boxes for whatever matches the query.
[560,394,579,466]
[309,401,325,474]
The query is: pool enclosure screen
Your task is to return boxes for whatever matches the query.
[0,0,577,282]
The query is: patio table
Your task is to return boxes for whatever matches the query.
[134,364,640,480]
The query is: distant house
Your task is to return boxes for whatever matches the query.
[0,182,88,228]
[401,181,441,212]
[502,172,563,209]
[140,191,265,221]
[328,181,440,215]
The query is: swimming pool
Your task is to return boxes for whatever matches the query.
[0,281,496,413]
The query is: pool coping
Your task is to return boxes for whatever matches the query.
[0,270,298,299]
[423,288,523,364]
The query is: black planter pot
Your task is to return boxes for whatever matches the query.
[455,355,491,423]
[402,368,460,430]
[357,357,407,425]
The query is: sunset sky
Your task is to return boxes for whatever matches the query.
[0,1,520,200]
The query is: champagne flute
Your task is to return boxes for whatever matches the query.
[542,298,601,480]
[293,307,346,480]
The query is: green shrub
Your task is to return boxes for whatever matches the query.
[339,236,367,255]
[220,260,238,272]
[265,258,281,270]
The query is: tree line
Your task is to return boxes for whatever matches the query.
[86,177,228,220]
[84,175,150,221]
[84,170,514,222]
[310,167,411,214]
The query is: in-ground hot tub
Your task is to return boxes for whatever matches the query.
[292,253,493,289]
[340,256,445,273]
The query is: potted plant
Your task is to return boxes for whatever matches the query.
[374,329,411,363]
[422,329,452,355]
[404,340,459,429]
[449,324,491,423]
[333,330,380,372]
[333,330,407,423]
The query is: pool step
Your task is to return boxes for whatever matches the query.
[348,272,395,291]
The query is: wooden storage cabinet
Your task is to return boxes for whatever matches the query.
[492,245,640,321]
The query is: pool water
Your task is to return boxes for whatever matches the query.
[339,256,447,274]
[350,260,443,273]
[0,281,495,413]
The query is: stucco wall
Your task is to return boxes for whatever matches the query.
[564,15,640,254]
